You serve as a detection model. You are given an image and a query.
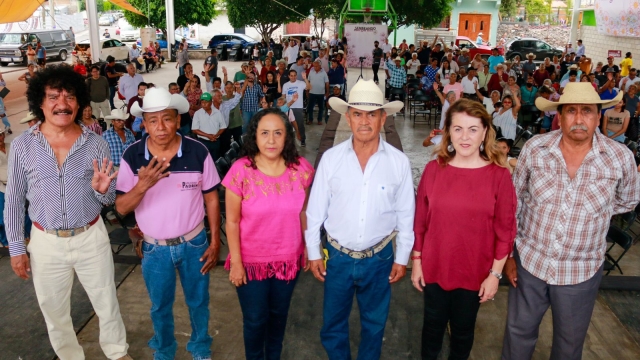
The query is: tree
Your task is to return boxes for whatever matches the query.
[311,0,342,40]
[79,0,104,13]
[226,0,312,42]
[524,0,551,23]
[499,0,518,19]
[123,0,217,33]
[383,0,454,33]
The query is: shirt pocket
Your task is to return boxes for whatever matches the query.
[529,171,556,205]
[376,184,397,215]
[582,179,615,216]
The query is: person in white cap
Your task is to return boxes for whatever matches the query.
[305,80,415,359]
[103,109,136,169]
[115,87,221,360]
[476,32,484,45]
[6,65,131,360]
[19,111,38,128]
[502,82,640,360]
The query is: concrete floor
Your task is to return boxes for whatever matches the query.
[2,60,640,359]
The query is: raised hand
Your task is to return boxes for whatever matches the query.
[302,71,307,80]
[91,158,118,194]
[433,82,439,91]
[222,66,227,75]
[292,92,299,101]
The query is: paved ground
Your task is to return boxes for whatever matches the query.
[2,60,640,359]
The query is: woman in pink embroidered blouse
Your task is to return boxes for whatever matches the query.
[222,108,314,359]
[183,75,203,117]
[80,104,102,135]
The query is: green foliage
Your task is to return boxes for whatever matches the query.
[524,0,551,19]
[102,1,123,12]
[123,0,217,31]
[384,0,454,30]
[500,0,518,18]
[79,0,104,13]
[226,0,312,41]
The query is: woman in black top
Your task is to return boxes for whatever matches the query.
[263,71,279,105]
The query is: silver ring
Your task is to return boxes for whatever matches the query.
[491,298,495,301]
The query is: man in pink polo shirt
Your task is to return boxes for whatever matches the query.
[115,87,221,360]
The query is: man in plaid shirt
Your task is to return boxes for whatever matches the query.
[386,56,406,110]
[102,109,136,169]
[502,82,640,360]
[240,72,265,133]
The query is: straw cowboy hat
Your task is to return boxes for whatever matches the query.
[104,108,129,120]
[535,82,623,112]
[478,32,483,36]
[460,47,470,53]
[130,87,189,117]
[328,79,404,115]
[19,112,37,124]
[526,53,536,59]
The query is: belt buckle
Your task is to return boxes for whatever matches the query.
[56,229,73,237]
[165,237,182,246]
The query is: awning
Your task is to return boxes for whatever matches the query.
[107,0,145,16]
[0,0,144,24]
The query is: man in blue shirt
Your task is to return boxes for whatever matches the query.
[36,41,46,68]
[103,109,136,169]
[476,32,484,45]
[488,48,505,74]
[327,58,345,88]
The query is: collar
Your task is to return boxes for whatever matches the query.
[28,121,90,137]
[541,130,609,156]
[346,135,386,153]
[140,133,184,160]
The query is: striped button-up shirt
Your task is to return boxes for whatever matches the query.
[386,60,407,88]
[5,124,115,256]
[513,131,640,285]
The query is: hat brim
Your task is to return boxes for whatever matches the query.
[329,98,404,115]
[104,113,129,120]
[130,95,190,117]
[535,91,624,112]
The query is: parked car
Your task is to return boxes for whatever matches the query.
[76,39,130,62]
[208,33,259,49]
[454,36,503,60]
[175,34,203,49]
[119,20,138,42]
[99,15,113,26]
[283,33,327,50]
[505,37,564,63]
[0,29,75,66]
[138,32,202,51]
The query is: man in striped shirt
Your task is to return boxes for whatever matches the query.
[5,65,131,360]
[502,82,640,359]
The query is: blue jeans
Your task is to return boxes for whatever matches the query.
[242,110,257,133]
[321,242,394,360]
[141,229,212,360]
[0,97,9,130]
[109,85,117,110]
[236,272,300,360]
[312,50,319,60]
[179,65,185,77]
[307,94,325,123]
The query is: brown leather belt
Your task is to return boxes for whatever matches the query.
[143,221,205,246]
[326,231,398,259]
[33,215,100,238]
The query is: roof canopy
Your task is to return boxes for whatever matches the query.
[0,0,143,24]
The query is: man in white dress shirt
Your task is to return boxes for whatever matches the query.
[305,80,416,360]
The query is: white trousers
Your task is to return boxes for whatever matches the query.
[27,219,128,360]
[90,99,112,127]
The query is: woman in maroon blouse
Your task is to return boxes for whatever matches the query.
[412,99,517,360]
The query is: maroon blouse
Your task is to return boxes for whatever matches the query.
[413,160,517,291]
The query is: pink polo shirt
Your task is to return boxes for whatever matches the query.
[116,135,220,239]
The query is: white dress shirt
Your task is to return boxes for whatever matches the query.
[461,76,478,94]
[192,107,226,140]
[215,93,242,126]
[118,73,144,102]
[305,136,415,265]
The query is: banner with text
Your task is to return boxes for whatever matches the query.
[595,0,640,37]
[344,23,388,68]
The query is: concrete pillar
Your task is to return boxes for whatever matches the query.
[85,0,101,62]
[569,0,581,45]
[140,27,154,52]
[49,0,55,29]
[165,0,175,60]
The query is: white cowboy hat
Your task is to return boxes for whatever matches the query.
[478,32,483,35]
[130,87,189,117]
[569,64,578,69]
[460,48,470,53]
[19,112,37,124]
[104,108,130,120]
[526,53,536,59]
[394,56,402,61]
[328,79,404,115]
[338,50,344,54]
[535,82,623,112]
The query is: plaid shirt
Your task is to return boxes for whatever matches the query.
[103,128,136,167]
[421,65,439,90]
[241,83,265,113]
[386,60,407,88]
[513,131,640,285]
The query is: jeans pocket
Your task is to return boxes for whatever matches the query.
[186,232,209,248]
[373,243,394,262]
[142,242,156,255]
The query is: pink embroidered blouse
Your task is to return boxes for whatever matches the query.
[222,156,314,281]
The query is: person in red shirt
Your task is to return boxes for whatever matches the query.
[74,61,87,77]
[259,57,276,84]
[412,99,517,359]
[532,65,550,87]
[487,64,509,96]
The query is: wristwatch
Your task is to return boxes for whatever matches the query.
[489,269,503,280]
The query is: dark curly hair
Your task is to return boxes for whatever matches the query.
[27,64,90,123]
[240,108,300,170]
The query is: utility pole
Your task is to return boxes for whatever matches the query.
[569,0,581,46]
[49,0,56,29]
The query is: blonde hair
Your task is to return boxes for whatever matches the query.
[436,99,505,167]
